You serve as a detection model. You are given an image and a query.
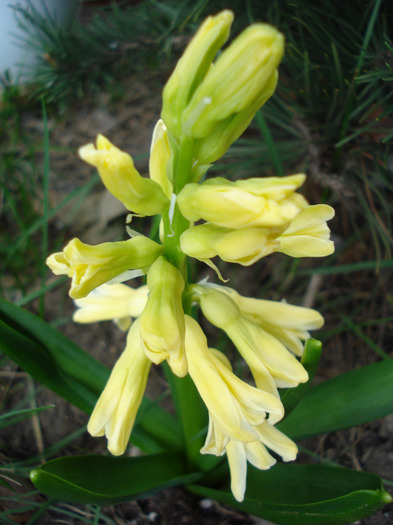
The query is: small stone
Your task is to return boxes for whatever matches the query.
[199,498,214,510]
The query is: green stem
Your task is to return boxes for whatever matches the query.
[161,133,208,466]
[162,134,195,279]
[162,204,189,277]
[163,362,207,468]
[173,136,194,193]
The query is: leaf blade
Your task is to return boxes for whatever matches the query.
[189,464,392,525]
[31,453,201,504]
[278,359,393,439]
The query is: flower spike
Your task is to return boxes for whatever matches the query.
[45,10,335,503]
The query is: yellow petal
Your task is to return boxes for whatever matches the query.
[149,119,173,198]
[181,224,280,266]
[139,257,187,376]
[162,10,234,138]
[185,316,283,440]
[255,420,298,462]
[278,204,335,257]
[182,24,284,140]
[73,283,148,325]
[226,440,247,502]
[177,175,306,229]
[79,135,169,215]
[87,320,151,456]
[197,287,308,389]
[47,236,163,299]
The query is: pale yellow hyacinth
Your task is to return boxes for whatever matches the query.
[73,283,149,331]
[203,417,297,502]
[139,256,187,377]
[177,174,307,229]
[218,285,324,356]
[46,236,163,299]
[79,135,169,216]
[185,315,297,502]
[185,316,284,435]
[180,201,335,267]
[87,320,151,456]
[195,287,310,388]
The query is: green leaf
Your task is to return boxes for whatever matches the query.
[0,299,182,452]
[189,464,392,525]
[0,316,98,413]
[0,298,108,412]
[281,338,322,414]
[31,452,201,504]
[0,405,54,429]
[278,359,393,439]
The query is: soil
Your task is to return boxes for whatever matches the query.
[1,67,393,524]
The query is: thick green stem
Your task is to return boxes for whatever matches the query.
[163,363,207,468]
[173,136,194,193]
[160,133,208,466]
[162,204,189,278]
[162,134,194,280]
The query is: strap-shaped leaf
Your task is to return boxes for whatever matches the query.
[278,358,393,439]
[30,453,201,504]
[189,463,392,525]
[0,406,54,429]
[281,338,322,414]
[0,299,181,452]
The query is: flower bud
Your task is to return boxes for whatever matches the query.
[139,256,187,377]
[161,10,234,139]
[46,236,163,299]
[193,72,277,165]
[180,223,280,266]
[177,175,307,229]
[182,24,284,140]
[149,119,173,198]
[79,135,169,215]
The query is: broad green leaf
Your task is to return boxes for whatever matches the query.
[0,317,98,413]
[189,463,392,525]
[31,452,201,504]
[0,299,182,452]
[281,338,322,414]
[278,359,393,439]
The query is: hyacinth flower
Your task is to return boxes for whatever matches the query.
[46,10,335,502]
